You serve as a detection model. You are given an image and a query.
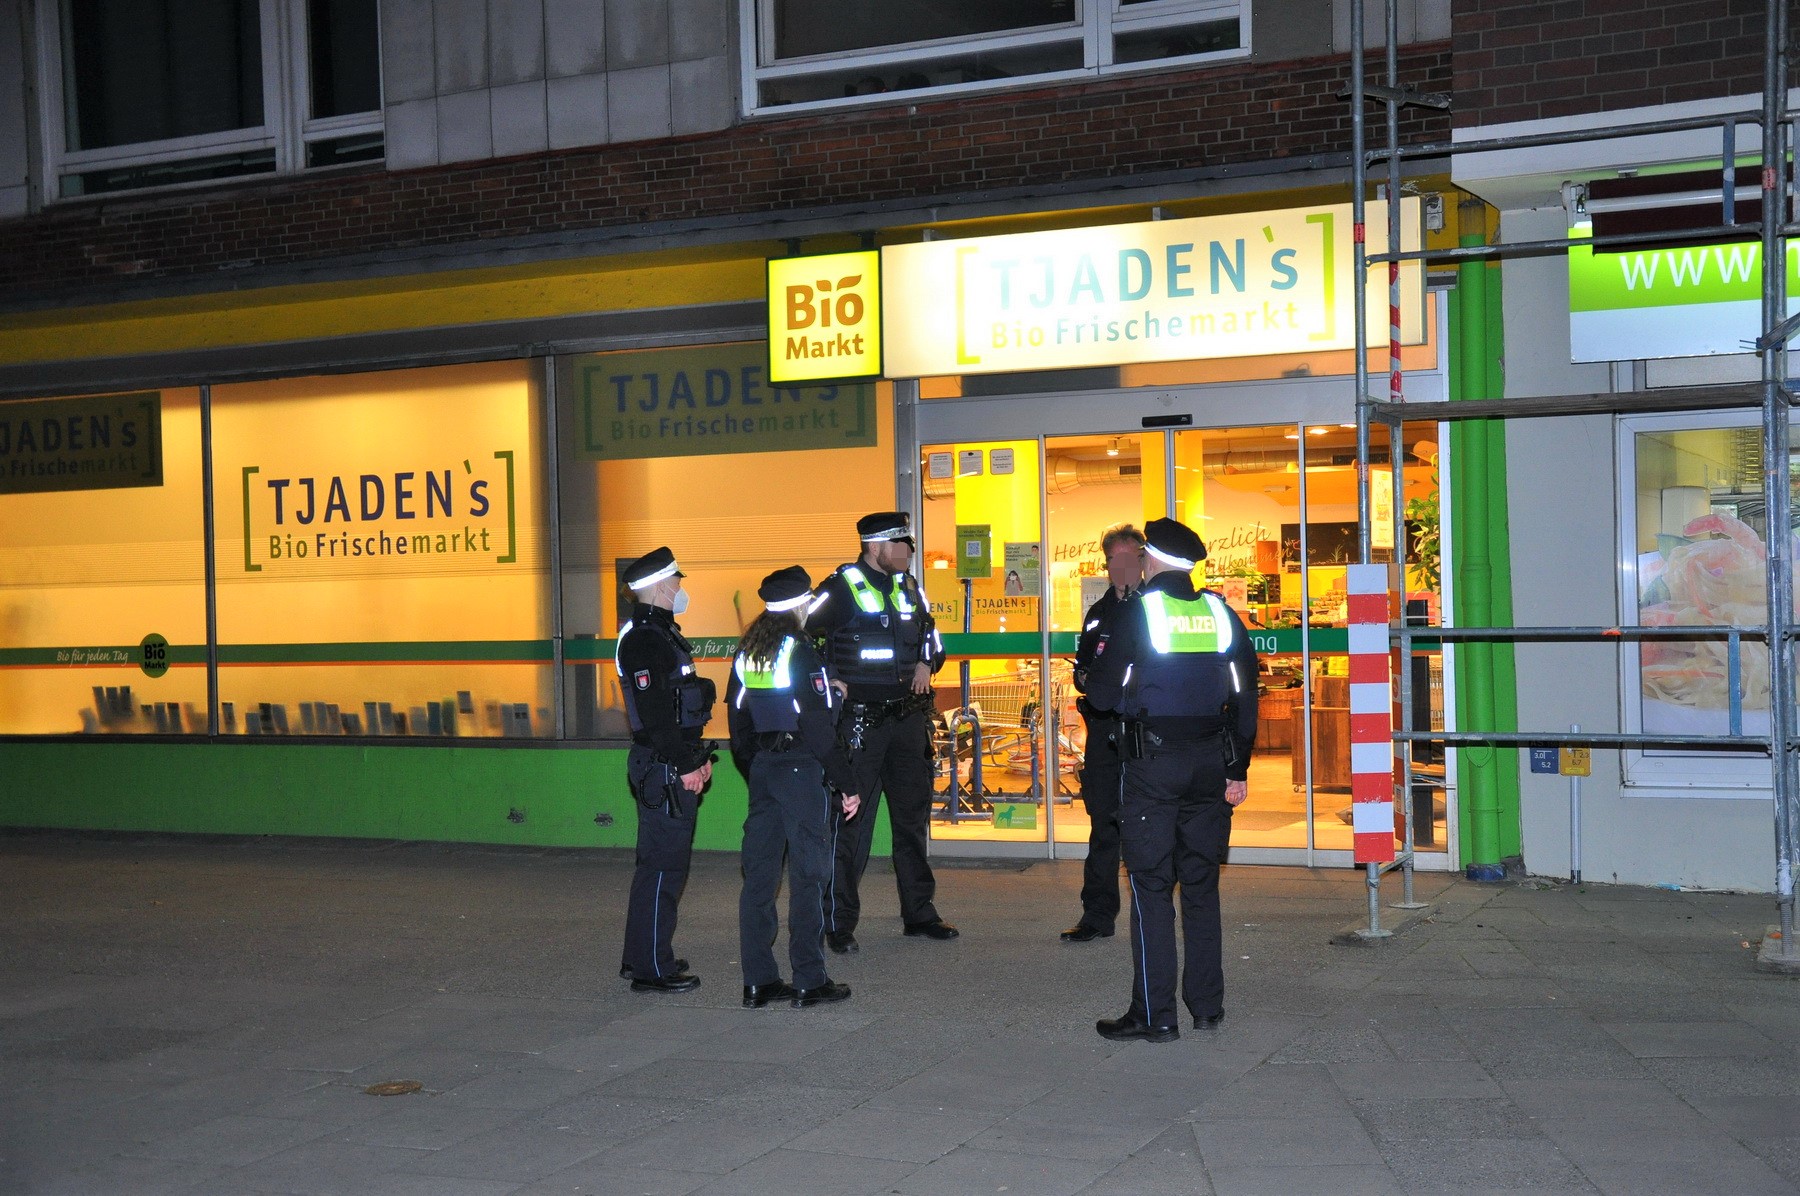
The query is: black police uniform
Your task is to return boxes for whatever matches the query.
[1070,583,1130,936]
[1083,558,1258,1033]
[615,600,714,986]
[809,544,947,940]
[727,630,857,1000]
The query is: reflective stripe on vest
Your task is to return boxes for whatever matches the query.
[1141,590,1234,655]
[735,637,798,692]
[843,566,914,616]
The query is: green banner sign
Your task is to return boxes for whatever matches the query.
[0,392,162,494]
[1567,223,1800,360]
[574,342,876,460]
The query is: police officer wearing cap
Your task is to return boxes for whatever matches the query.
[614,547,714,994]
[809,511,957,952]
[1081,517,1257,1042]
[1061,522,1145,943]
[728,566,863,1009]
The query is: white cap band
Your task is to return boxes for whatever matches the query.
[628,561,680,589]
[860,527,913,542]
[763,592,811,612]
[1145,543,1196,571]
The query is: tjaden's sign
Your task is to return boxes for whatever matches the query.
[240,453,519,574]
[880,201,1423,377]
[1568,223,1800,360]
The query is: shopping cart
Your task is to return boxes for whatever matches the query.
[933,661,1083,820]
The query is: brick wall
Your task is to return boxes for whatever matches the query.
[1452,0,1790,128]
[1,48,1449,304]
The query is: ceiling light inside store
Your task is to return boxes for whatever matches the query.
[1106,438,1121,456]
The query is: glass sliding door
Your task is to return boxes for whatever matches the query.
[919,439,1050,846]
[1043,432,1164,848]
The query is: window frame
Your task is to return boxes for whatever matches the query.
[1615,408,1776,796]
[32,0,384,203]
[737,0,1249,118]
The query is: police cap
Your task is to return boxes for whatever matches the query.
[758,565,813,612]
[623,546,683,590]
[1143,518,1206,570]
[857,511,915,547]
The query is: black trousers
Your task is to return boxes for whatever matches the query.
[1076,712,1123,931]
[740,751,835,990]
[826,707,939,933]
[1117,739,1233,1028]
[620,744,698,980]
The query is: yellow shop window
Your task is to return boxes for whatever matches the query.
[210,362,553,737]
[557,342,894,740]
[0,389,206,733]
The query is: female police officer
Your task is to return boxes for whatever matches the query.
[728,567,861,1009]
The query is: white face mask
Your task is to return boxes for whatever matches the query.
[670,588,690,615]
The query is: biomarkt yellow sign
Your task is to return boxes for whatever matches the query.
[767,250,882,383]
[881,200,1422,377]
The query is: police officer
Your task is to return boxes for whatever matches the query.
[614,546,714,994]
[1061,522,1145,943]
[810,511,957,952]
[1081,518,1257,1041]
[728,566,862,1009]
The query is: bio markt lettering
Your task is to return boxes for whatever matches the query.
[767,250,882,382]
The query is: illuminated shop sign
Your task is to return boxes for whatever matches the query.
[881,200,1423,377]
[767,250,882,383]
[574,341,877,461]
[239,452,519,574]
[1567,223,1800,361]
[0,392,162,494]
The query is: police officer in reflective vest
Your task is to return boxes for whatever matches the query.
[1081,517,1257,1042]
[614,546,715,994]
[809,511,957,952]
[727,566,863,1009]
[1061,522,1146,943]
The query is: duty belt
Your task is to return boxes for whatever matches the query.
[753,731,802,753]
[848,694,929,725]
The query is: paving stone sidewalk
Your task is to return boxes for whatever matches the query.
[2,833,1797,1195]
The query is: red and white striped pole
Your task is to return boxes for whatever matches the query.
[1347,563,1395,864]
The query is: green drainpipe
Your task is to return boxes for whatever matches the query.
[1451,215,1520,878]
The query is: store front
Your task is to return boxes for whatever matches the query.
[1,198,1459,869]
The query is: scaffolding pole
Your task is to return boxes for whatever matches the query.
[1757,0,1798,961]
[1348,0,1799,964]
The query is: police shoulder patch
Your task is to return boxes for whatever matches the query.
[813,674,828,695]
[633,670,652,690]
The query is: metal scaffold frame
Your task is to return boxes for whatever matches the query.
[1348,0,1799,965]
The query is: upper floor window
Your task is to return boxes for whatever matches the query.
[741,0,1246,113]
[39,0,382,200]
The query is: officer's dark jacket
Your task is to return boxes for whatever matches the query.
[1073,584,1129,695]
[725,634,858,794]
[808,559,943,702]
[1081,571,1260,780]
[615,602,713,773]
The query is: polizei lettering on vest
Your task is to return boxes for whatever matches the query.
[1167,614,1217,634]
